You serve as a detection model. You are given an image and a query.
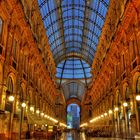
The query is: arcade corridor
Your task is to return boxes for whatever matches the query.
[0,0,140,140]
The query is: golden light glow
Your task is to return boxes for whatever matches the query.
[49,117,58,123]
[104,113,107,116]
[36,110,40,114]
[21,102,26,108]
[41,112,44,116]
[123,102,128,107]
[114,107,119,111]
[43,114,58,123]
[109,110,113,114]
[101,115,104,118]
[89,119,94,123]
[80,123,88,127]
[60,123,67,127]
[136,95,140,101]
[30,106,34,112]
[8,95,15,102]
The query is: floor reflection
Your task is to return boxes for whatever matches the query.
[60,131,126,140]
[63,131,80,140]
[60,131,86,140]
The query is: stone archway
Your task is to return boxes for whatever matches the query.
[133,72,140,132]
[66,100,81,129]
[122,82,131,137]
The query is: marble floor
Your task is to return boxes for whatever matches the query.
[23,131,137,140]
[59,132,128,140]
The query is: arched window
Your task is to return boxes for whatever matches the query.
[5,77,13,112]
[7,77,13,93]
[136,76,140,93]
[13,39,17,61]
[125,86,130,101]
[116,90,121,106]
[67,104,80,129]
[19,86,24,102]
[0,17,3,41]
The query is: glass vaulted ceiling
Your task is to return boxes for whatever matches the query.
[57,58,91,79]
[38,0,110,80]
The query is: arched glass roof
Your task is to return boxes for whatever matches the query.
[56,57,91,79]
[38,0,110,65]
[38,0,110,101]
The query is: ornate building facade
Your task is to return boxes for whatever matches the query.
[81,0,140,138]
[0,0,66,139]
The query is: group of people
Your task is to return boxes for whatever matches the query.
[85,127,112,137]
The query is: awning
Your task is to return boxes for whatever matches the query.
[27,111,54,125]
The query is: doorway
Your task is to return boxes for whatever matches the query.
[67,104,80,129]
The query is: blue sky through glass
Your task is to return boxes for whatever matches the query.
[38,0,110,79]
[56,58,91,79]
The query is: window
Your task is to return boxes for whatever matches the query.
[0,17,3,42]
[132,40,137,60]
[7,77,13,93]
[121,54,125,72]
[5,77,13,112]
[13,39,17,61]
[125,86,130,101]
[130,39,137,61]
[24,55,27,73]
[19,86,24,100]
[136,76,140,93]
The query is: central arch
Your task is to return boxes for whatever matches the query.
[67,103,80,129]
[66,97,81,107]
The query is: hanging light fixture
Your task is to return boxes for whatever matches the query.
[114,107,119,111]
[8,95,15,102]
[123,102,128,107]
[101,115,104,118]
[41,112,44,116]
[30,106,34,112]
[21,102,26,108]
[136,95,140,101]
[36,110,40,114]
[104,113,107,116]
[109,109,113,114]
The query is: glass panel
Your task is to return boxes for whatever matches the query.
[56,58,91,79]
[38,0,110,80]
